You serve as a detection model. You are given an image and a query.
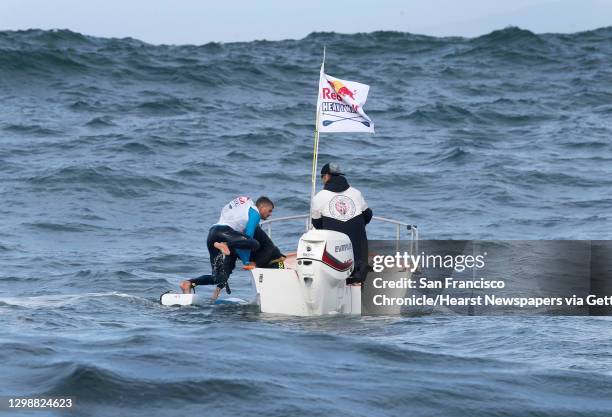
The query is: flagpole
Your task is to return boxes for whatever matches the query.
[308,46,325,229]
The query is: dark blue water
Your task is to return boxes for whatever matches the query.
[1,27,612,416]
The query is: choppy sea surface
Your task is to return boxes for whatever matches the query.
[1,27,612,416]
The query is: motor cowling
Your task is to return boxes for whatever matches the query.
[296,229,354,314]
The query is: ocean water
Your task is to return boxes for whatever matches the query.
[1,27,612,416]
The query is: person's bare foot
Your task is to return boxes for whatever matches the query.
[214,242,230,256]
[211,287,222,301]
[180,280,192,294]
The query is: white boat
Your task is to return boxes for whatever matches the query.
[251,214,418,316]
[160,215,418,316]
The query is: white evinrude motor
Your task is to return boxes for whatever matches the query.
[250,229,361,316]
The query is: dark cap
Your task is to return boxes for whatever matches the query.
[321,162,342,176]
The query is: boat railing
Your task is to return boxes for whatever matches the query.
[261,214,419,255]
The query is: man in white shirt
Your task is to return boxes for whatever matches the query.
[180,196,274,300]
[311,163,372,285]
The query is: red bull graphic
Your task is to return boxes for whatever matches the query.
[318,72,374,133]
[327,80,355,100]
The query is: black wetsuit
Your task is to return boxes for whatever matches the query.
[251,226,285,268]
[188,225,285,292]
[188,225,260,291]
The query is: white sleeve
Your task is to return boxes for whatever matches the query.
[311,192,323,219]
[358,190,368,211]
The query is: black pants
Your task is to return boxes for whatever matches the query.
[189,225,260,289]
[346,238,368,285]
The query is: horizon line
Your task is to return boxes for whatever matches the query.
[2,24,611,47]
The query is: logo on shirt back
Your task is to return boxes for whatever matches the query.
[328,195,356,220]
[229,196,249,209]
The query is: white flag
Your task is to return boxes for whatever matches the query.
[317,71,374,133]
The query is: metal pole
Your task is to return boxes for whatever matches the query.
[308,48,326,228]
[409,227,413,257]
[395,224,400,252]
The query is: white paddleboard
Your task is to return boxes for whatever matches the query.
[214,297,249,305]
[160,292,248,306]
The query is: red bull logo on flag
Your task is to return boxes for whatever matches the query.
[317,72,374,133]
[327,80,355,100]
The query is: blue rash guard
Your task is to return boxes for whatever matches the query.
[235,206,260,264]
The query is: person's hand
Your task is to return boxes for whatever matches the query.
[242,262,257,270]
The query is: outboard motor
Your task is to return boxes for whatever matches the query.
[296,229,354,315]
[250,229,360,316]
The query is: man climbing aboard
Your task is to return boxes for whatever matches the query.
[180,196,274,300]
